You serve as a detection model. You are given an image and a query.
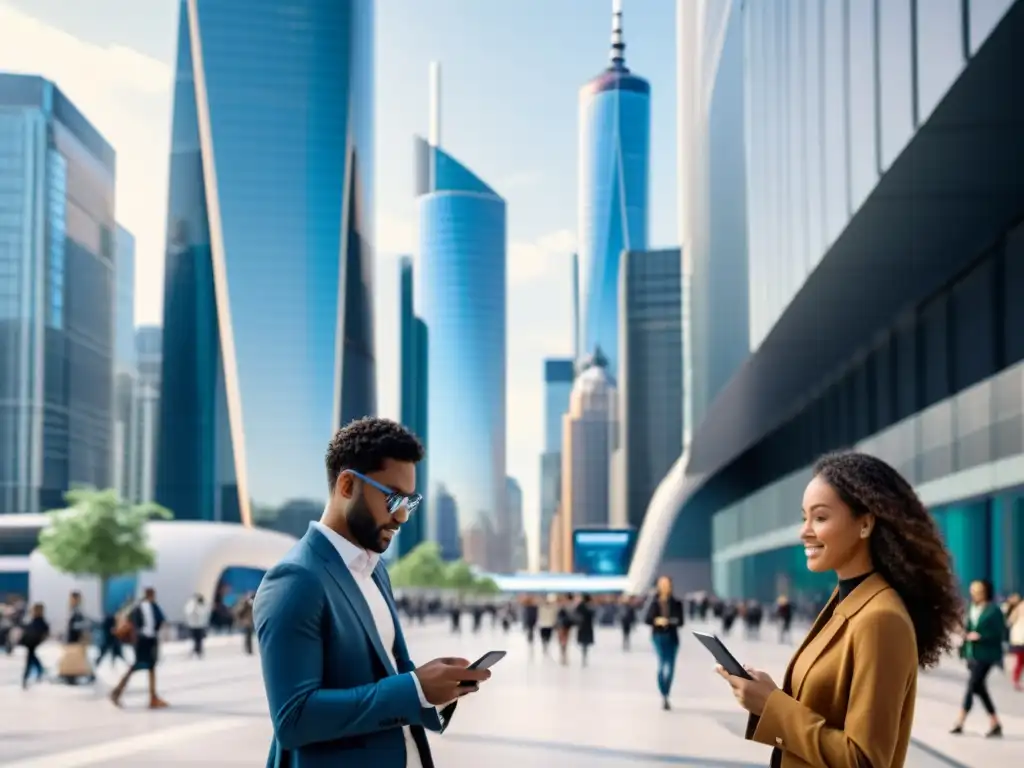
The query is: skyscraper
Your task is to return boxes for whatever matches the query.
[557,350,617,571]
[157,0,375,525]
[398,255,429,556]
[0,74,117,515]
[618,248,683,530]
[414,64,507,569]
[113,225,136,501]
[129,326,162,504]
[538,358,574,569]
[505,476,526,572]
[578,0,650,379]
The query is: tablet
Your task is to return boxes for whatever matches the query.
[692,631,752,679]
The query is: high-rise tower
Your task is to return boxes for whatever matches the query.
[578,0,651,379]
[414,64,507,569]
[156,0,376,525]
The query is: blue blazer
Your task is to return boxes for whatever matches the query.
[254,524,451,768]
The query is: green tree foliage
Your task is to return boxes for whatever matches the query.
[37,487,173,609]
[388,541,503,595]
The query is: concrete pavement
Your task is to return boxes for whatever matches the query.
[0,620,1020,766]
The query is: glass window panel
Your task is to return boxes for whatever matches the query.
[777,1,792,303]
[878,0,915,170]
[847,0,879,212]
[822,0,849,245]
[969,0,1017,53]
[789,3,808,278]
[919,295,951,406]
[804,0,825,267]
[916,0,966,124]
[950,256,996,391]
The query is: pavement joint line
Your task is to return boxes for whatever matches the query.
[907,738,973,768]
[0,717,251,768]
[442,733,764,767]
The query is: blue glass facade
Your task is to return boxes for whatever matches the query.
[578,57,650,379]
[415,138,506,566]
[0,75,116,515]
[157,0,375,525]
[544,359,574,453]
[398,256,429,557]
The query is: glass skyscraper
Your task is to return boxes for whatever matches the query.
[414,135,506,568]
[538,358,574,569]
[0,74,117,515]
[619,249,683,531]
[578,1,650,379]
[157,0,376,526]
[113,225,136,501]
[398,255,429,557]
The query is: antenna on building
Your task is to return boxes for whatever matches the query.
[429,61,441,148]
[610,0,626,69]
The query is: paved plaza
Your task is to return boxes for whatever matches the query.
[1,620,1021,766]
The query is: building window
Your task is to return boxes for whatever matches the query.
[846,0,879,212]
[918,294,951,407]
[822,0,850,245]
[915,0,966,124]
[950,256,996,391]
[969,0,1017,54]
[878,0,915,169]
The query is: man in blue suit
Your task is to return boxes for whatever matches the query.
[254,418,490,767]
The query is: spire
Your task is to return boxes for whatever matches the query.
[609,0,626,69]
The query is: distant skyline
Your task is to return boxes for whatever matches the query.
[0,0,677,557]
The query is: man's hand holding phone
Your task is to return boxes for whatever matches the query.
[654,616,669,627]
[414,657,491,706]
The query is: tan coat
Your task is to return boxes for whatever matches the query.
[746,573,918,768]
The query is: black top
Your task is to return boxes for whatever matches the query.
[837,572,873,602]
[644,595,684,643]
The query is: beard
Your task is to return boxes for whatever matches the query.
[347,493,398,553]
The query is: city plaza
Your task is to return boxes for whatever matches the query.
[1,622,1018,767]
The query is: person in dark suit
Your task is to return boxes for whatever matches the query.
[645,575,684,710]
[575,594,596,667]
[254,417,490,768]
[109,587,167,709]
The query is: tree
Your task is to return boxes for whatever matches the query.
[473,575,501,596]
[388,541,447,589]
[443,561,477,593]
[37,487,173,613]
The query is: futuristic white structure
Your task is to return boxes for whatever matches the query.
[27,520,297,629]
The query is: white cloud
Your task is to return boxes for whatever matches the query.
[376,209,417,258]
[508,227,576,285]
[0,4,174,326]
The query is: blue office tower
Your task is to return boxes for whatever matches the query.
[414,135,506,569]
[398,256,429,556]
[157,0,376,526]
[578,0,650,378]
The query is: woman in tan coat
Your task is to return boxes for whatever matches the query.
[718,452,962,768]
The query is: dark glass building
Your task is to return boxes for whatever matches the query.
[0,74,116,515]
[578,3,650,379]
[618,249,683,532]
[630,0,1024,599]
[157,0,375,525]
[398,256,429,557]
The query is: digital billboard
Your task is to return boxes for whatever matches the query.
[572,528,635,576]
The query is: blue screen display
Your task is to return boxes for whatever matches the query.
[572,529,635,576]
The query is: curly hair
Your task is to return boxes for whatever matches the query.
[813,451,962,669]
[325,417,424,492]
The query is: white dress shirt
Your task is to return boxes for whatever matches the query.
[312,522,430,768]
[138,600,157,638]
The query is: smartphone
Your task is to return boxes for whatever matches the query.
[459,650,506,686]
[692,631,752,680]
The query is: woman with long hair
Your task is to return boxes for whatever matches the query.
[950,579,1004,736]
[718,452,962,768]
[645,575,684,710]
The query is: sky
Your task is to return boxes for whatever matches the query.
[0,0,678,563]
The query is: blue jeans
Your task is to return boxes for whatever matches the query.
[652,634,679,697]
